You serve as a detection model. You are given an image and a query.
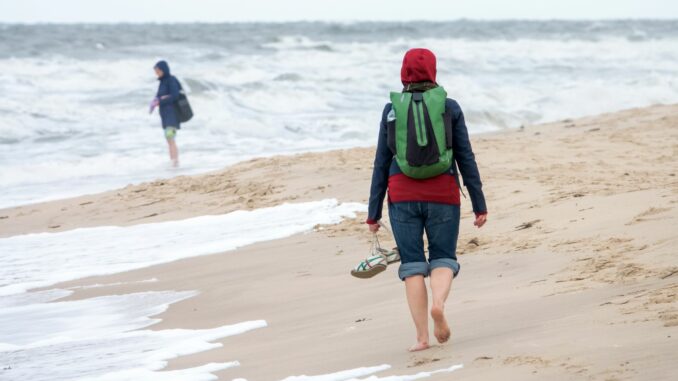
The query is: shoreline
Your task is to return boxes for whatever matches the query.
[2,103,678,380]
[0,102,654,238]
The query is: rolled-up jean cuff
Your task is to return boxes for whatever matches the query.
[398,262,429,281]
[429,258,460,277]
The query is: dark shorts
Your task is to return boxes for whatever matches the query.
[388,201,461,281]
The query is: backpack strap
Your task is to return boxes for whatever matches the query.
[444,105,453,149]
[386,108,397,154]
[410,93,428,147]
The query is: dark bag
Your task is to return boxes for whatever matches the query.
[175,91,193,123]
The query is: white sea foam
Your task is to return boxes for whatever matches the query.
[0,199,367,380]
[0,288,71,309]
[0,290,266,381]
[0,199,365,296]
[278,365,391,381]
[66,277,159,290]
[277,363,463,381]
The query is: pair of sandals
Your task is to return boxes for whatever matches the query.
[351,222,401,279]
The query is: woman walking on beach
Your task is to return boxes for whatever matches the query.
[366,48,487,352]
[150,60,182,167]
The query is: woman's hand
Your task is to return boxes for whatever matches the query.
[149,98,159,114]
[474,214,487,228]
[368,223,380,233]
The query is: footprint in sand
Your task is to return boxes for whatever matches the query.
[627,207,671,225]
[409,357,441,367]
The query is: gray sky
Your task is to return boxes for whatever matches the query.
[0,0,676,23]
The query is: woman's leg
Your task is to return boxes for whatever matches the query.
[389,202,429,351]
[168,138,179,166]
[430,267,453,343]
[164,127,179,166]
[424,203,461,343]
[405,275,429,351]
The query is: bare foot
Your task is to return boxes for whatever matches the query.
[431,305,450,344]
[408,341,430,352]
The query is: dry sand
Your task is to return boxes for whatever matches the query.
[3,104,678,380]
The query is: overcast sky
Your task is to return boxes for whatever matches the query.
[0,0,676,23]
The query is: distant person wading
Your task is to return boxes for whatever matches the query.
[150,60,183,167]
[367,48,488,352]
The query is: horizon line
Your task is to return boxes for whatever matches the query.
[2,17,678,26]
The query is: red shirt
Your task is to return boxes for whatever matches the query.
[365,172,487,224]
[366,173,461,225]
[388,173,460,205]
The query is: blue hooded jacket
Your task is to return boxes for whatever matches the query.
[155,60,182,129]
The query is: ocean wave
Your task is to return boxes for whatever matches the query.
[1,22,678,207]
[273,72,304,82]
[263,35,336,51]
[2,21,678,59]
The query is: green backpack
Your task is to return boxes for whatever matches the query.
[387,86,454,179]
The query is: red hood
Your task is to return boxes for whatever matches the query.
[401,48,437,85]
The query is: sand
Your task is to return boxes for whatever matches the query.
[2,104,678,380]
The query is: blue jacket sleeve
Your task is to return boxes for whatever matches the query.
[159,77,180,105]
[450,100,487,215]
[366,104,394,223]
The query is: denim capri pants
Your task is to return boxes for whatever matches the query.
[388,201,461,281]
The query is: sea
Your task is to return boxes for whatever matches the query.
[1,20,678,208]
